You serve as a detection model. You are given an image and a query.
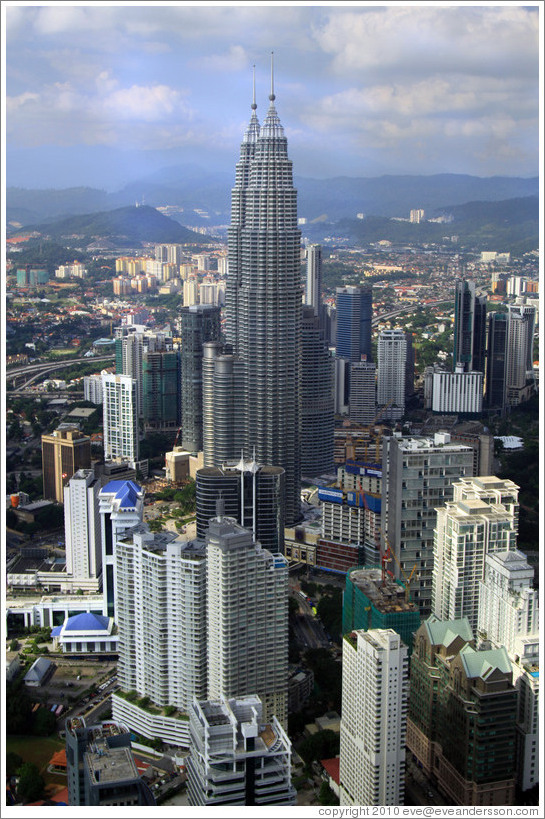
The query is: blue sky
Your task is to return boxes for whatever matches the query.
[3,2,541,190]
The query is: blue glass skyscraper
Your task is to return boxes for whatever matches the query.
[335,285,373,362]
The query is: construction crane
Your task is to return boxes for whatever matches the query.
[384,540,418,604]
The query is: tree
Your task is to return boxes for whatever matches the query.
[318,781,339,806]
[6,753,23,777]
[33,707,57,736]
[297,729,340,767]
[16,762,45,804]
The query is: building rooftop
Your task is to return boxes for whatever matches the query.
[347,567,419,613]
[424,615,474,649]
[459,644,512,680]
[85,740,138,785]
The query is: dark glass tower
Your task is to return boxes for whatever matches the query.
[485,312,508,410]
[142,349,180,437]
[224,65,302,525]
[196,458,285,552]
[300,306,334,476]
[453,279,486,373]
[179,304,221,452]
[335,285,373,362]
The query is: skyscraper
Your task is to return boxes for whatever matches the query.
[485,312,508,410]
[453,279,486,373]
[382,432,475,615]
[42,427,91,502]
[142,348,180,437]
[505,304,536,405]
[335,285,373,362]
[349,360,376,424]
[432,476,519,631]
[300,305,334,476]
[179,304,221,453]
[305,243,323,320]
[187,696,296,806]
[377,329,407,420]
[102,373,139,462]
[339,629,409,805]
[64,469,102,592]
[196,457,285,552]
[223,66,302,524]
[206,512,289,725]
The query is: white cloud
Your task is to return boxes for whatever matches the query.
[102,83,186,121]
[6,91,39,111]
[200,45,248,73]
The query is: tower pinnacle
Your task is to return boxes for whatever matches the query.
[269,51,275,102]
[251,64,257,111]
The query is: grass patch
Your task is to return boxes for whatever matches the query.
[6,734,65,786]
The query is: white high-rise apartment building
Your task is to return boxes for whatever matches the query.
[112,528,207,747]
[187,695,296,806]
[63,469,102,592]
[83,374,104,405]
[478,549,538,654]
[339,629,409,806]
[98,479,144,618]
[183,277,199,306]
[377,329,407,420]
[206,512,289,726]
[102,373,139,462]
[506,304,536,404]
[477,549,539,792]
[432,476,519,631]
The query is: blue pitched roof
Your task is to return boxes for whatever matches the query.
[101,480,142,508]
[51,626,62,637]
[64,612,110,632]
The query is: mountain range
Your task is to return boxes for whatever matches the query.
[7,166,538,228]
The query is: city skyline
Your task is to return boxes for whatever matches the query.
[4,2,541,190]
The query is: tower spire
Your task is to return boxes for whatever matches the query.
[269,51,275,102]
[252,64,257,111]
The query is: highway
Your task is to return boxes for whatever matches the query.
[7,355,114,392]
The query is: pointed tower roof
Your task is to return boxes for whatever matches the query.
[242,64,260,144]
[260,51,285,140]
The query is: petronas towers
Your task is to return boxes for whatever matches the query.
[207,68,302,525]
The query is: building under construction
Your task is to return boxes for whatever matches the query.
[342,567,421,654]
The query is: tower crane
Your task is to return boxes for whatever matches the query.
[384,539,418,604]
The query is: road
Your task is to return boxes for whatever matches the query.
[7,355,114,391]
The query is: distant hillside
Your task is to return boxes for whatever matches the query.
[326,196,538,255]
[10,205,214,248]
[7,171,538,227]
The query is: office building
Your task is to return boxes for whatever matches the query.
[453,279,486,373]
[64,470,102,593]
[485,312,508,410]
[335,285,373,362]
[179,304,221,453]
[339,629,408,805]
[196,458,285,552]
[318,464,382,572]
[305,243,323,321]
[382,432,475,615]
[300,305,334,476]
[431,366,483,414]
[115,325,173,416]
[342,568,420,654]
[65,718,155,806]
[98,479,144,618]
[83,374,104,405]
[112,528,207,747]
[407,616,517,806]
[505,304,536,406]
[42,427,91,503]
[142,348,180,436]
[206,513,289,726]
[202,342,245,468]
[102,373,139,462]
[477,550,539,792]
[377,329,407,420]
[187,695,296,806]
[349,360,376,424]
[432,476,519,631]
[223,77,302,525]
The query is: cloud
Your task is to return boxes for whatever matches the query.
[312,5,538,79]
[6,91,40,111]
[102,84,186,121]
[199,45,249,73]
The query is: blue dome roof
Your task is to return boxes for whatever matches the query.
[64,612,110,632]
